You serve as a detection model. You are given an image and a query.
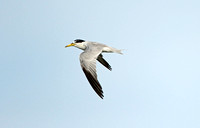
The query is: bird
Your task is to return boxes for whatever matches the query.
[65,39,122,99]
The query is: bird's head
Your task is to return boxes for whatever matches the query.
[65,39,86,50]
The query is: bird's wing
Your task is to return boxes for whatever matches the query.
[97,54,112,71]
[80,50,104,99]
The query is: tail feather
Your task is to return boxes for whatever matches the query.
[102,46,123,54]
[115,49,123,54]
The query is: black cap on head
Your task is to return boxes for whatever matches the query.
[74,39,85,43]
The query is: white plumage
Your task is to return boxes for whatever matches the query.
[65,39,122,99]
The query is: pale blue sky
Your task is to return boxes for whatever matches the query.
[0,0,200,128]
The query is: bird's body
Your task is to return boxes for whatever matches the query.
[65,39,122,99]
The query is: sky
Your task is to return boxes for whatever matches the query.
[0,0,200,128]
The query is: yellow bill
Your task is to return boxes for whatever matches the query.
[65,43,75,48]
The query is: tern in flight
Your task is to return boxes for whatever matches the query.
[65,39,122,99]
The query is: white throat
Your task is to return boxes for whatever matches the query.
[74,42,86,50]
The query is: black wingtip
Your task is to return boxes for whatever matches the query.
[97,54,112,71]
[82,67,104,99]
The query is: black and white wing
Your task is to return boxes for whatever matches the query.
[80,51,104,99]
